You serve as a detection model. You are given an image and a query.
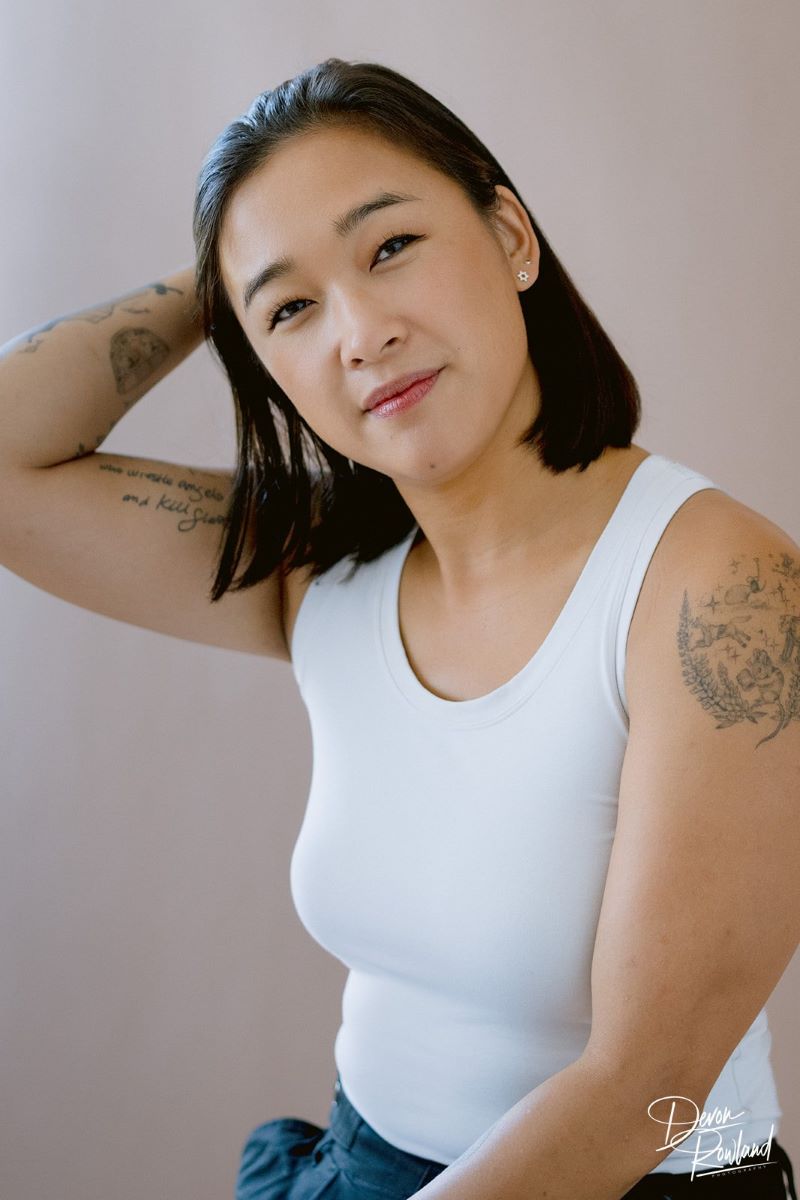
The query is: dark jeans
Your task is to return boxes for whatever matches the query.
[235,1072,798,1199]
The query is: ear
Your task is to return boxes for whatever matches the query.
[489,185,540,283]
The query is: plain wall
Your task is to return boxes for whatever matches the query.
[1,1,797,1196]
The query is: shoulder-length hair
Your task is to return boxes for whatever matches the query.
[192,57,641,601]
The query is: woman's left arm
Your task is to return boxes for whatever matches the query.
[410,501,800,1200]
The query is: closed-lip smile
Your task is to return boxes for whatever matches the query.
[362,368,441,412]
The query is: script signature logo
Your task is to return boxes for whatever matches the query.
[647,1095,775,1182]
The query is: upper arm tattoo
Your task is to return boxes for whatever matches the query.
[677,549,800,748]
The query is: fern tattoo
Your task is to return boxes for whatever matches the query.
[676,551,800,749]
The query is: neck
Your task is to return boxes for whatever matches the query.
[394,442,649,600]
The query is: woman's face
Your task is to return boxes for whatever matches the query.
[219,123,539,486]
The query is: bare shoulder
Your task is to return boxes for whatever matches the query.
[626,483,800,737]
[632,486,798,617]
[660,486,798,560]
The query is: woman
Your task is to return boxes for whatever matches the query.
[0,58,797,1200]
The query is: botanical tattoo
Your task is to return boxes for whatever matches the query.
[98,461,228,535]
[678,551,800,748]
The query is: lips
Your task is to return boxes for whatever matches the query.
[363,368,441,412]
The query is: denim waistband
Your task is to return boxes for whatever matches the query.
[328,1073,448,1193]
[327,1074,797,1200]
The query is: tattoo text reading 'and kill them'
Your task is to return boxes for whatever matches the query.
[679,551,800,748]
[99,462,227,535]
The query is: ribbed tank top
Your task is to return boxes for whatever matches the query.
[287,452,782,1171]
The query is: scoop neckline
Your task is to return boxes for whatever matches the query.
[377,451,660,728]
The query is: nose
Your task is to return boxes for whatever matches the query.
[334,286,407,366]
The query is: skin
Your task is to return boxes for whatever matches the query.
[215,124,800,1200]
[218,123,644,610]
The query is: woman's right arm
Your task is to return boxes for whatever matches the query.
[0,267,290,661]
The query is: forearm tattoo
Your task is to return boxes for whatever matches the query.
[7,281,187,460]
[11,281,182,357]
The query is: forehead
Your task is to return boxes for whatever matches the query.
[218,126,452,302]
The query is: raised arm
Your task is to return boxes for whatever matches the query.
[0,268,290,660]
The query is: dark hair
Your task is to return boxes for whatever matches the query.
[192,57,641,600]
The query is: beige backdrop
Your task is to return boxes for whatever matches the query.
[1,1,797,1197]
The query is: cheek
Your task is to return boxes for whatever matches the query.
[437,270,530,439]
[254,335,360,453]
[258,353,324,429]
[442,251,520,348]
[251,348,318,431]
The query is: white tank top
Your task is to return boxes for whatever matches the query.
[287,452,782,1171]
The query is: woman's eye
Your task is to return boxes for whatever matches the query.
[266,232,421,330]
[372,232,420,264]
[266,297,309,329]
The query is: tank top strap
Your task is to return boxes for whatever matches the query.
[612,454,726,720]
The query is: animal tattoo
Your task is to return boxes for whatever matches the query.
[678,551,800,748]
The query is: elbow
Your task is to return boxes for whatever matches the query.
[582,1037,723,1120]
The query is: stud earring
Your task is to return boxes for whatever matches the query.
[516,259,532,283]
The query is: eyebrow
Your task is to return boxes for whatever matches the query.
[242,190,422,312]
